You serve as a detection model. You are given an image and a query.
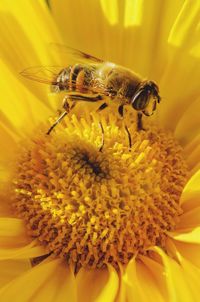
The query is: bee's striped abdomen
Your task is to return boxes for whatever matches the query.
[69,64,94,93]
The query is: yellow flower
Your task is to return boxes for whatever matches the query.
[0,0,200,301]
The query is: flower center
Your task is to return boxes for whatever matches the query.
[13,113,188,269]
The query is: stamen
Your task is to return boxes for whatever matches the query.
[13,113,188,269]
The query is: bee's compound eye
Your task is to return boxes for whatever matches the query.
[132,90,149,111]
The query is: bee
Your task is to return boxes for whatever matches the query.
[21,45,161,149]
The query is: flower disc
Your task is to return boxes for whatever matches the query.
[13,113,188,269]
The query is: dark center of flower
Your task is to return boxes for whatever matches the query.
[13,113,188,270]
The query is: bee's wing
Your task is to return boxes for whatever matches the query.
[20,66,62,85]
[20,46,104,85]
[50,43,104,64]
[20,46,111,96]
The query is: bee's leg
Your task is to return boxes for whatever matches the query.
[96,102,108,112]
[62,95,75,110]
[118,105,132,149]
[98,121,104,152]
[96,102,108,152]
[47,98,74,135]
[65,93,103,102]
[137,112,144,131]
[124,125,132,149]
[118,104,124,118]
[46,111,68,135]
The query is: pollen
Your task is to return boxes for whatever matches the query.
[13,112,188,270]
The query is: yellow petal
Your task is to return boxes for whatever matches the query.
[181,193,200,213]
[0,193,13,216]
[0,240,46,260]
[175,171,200,228]
[151,246,196,302]
[116,264,126,302]
[30,261,77,302]
[166,239,200,301]
[175,96,200,147]
[0,258,76,302]
[182,134,200,175]
[177,207,200,229]
[169,226,200,244]
[0,0,61,128]
[168,1,200,53]
[50,0,185,81]
[158,1,200,130]
[0,201,11,217]
[172,240,200,269]
[0,259,31,288]
[140,255,168,299]
[179,258,200,301]
[0,0,61,70]
[0,218,46,259]
[124,257,164,302]
[0,61,53,137]
[0,218,29,247]
[186,147,200,176]
[76,264,119,302]
[50,0,107,58]
[147,1,186,80]
[179,169,200,206]
[0,122,18,165]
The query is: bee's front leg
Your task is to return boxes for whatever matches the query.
[137,112,145,131]
[118,105,132,149]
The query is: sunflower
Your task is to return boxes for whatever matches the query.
[0,0,200,301]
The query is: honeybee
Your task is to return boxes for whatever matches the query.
[21,45,161,149]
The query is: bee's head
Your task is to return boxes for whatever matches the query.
[131,81,161,116]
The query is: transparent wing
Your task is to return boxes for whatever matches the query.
[20,66,62,85]
[20,46,112,96]
[20,46,104,85]
[49,43,104,64]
